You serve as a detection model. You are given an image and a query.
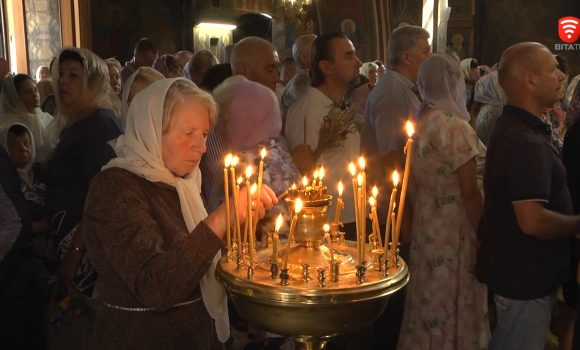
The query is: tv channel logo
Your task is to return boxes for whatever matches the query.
[559,17,580,44]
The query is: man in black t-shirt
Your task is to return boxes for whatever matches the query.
[480,43,580,350]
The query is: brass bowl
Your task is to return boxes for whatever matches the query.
[216,241,409,349]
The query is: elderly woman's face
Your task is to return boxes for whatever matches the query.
[368,68,378,85]
[161,98,210,177]
[108,65,122,95]
[38,67,50,81]
[58,60,84,107]
[470,67,479,82]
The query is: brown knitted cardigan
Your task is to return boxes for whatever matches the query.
[84,168,225,350]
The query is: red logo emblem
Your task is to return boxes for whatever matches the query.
[559,17,580,43]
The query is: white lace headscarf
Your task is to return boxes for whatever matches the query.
[0,74,56,162]
[121,67,164,121]
[474,71,507,106]
[103,78,229,343]
[417,53,471,121]
[51,47,121,130]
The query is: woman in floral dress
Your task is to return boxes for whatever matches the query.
[398,53,490,350]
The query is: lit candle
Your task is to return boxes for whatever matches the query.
[349,163,359,254]
[372,186,382,248]
[283,198,303,270]
[302,176,308,189]
[324,224,334,262]
[312,170,319,187]
[249,184,257,267]
[319,167,325,187]
[357,174,364,263]
[224,155,232,250]
[236,176,243,257]
[333,182,344,224]
[252,148,267,237]
[384,172,399,261]
[359,157,367,260]
[391,202,397,258]
[273,214,283,263]
[394,122,414,254]
[243,166,253,247]
[369,197,382,248]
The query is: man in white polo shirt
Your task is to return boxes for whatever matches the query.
[285,32,362,238]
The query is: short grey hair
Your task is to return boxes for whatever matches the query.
[163,79,218,134]
[230,37,277,74]
[292,34,317,65]
[387,26,430,67]
[188,49,219,77]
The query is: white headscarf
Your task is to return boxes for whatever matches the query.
[103,78,229,343]
[0,74,57,162]
[0,122,36,186]
[417,53,471,122]
[121,67,165,122]
[460,58,476,83]
[359,62,378,78]
[474,71,507,106]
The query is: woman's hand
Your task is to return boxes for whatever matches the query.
[205,185,278,240]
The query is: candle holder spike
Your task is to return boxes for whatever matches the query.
[280,268,290,286]
[302,263,311,282]
[247,266,254,280]
[356,265,365,284]
[270,262,279,279]
[330,260,340,282]
[317,268,326,287]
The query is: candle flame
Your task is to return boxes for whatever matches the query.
[261,148,267,159]
[393,171,399,187]
[295,198,303,213]
[349,162,356,177]
[369,197,375,207]
[232,156,239,167]
[251,183,257,195]
[319,167,325,180]
[359,157,366,170]
[323,224,330,233]
[292,183,296,189]
[338,181,343,196]
[237,176,243,185]
[406,121,415,137]
[357,174,363,186]
[225,154,232,167]
[246,166,253,179]
[302,176,308,187]
[275,214,283,232]
[313,170,319,179]
[372,186,378,198]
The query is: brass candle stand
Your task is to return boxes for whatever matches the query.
[216,191,409,350]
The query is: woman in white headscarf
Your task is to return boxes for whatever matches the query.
[0,74,57,162]
[83,78,276,349]
[351,62,379,114]
[43,48,123,313]
[398,53,490,350]
[121,67,164,121]
[473,71,507,146]
[461,58,480,107]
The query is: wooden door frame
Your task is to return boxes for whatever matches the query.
[60,0,91,49]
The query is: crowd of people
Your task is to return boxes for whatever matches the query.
[0,24,579,350]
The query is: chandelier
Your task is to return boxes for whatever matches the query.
[282,0,315,30]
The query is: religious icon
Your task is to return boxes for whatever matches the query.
[222,34,230,46]
[199,32,207,49]
[340,18,363,60]
[450,33,465,60]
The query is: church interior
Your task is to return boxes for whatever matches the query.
[1,1,580,350]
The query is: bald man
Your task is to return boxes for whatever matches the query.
[230,37,280,91]
[478,43,579,350]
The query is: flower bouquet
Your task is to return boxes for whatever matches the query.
[313,103,362,161]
